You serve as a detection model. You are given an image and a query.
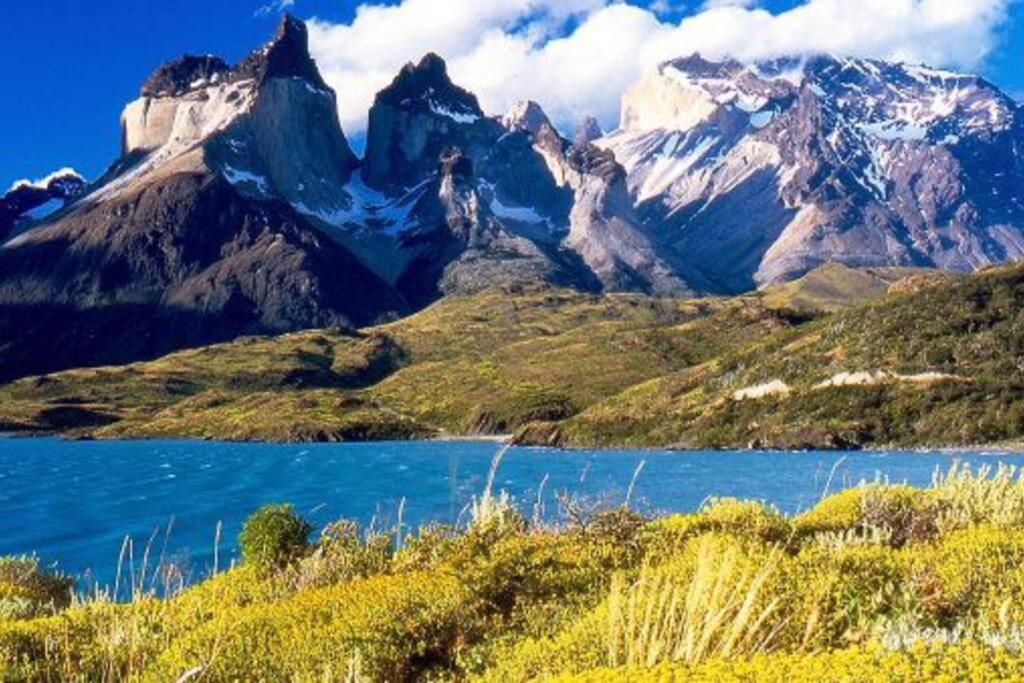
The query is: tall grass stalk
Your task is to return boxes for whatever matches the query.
[470,444,514,529]
[533,473,550,527]
[624,460,646,508]
[608,537,783,667]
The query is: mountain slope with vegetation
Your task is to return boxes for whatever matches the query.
[0,285,792,441]
[0,262,1021,450]
[534,263,1022,450]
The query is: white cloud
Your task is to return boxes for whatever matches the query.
[307,0,1015,139]
[255,0,296,18]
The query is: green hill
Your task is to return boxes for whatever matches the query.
[1,263,1022,450]
[0,287,785,441]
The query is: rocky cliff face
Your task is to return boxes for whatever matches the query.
[337,56,686,299]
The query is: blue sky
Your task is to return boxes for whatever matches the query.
[2,0,1022,190]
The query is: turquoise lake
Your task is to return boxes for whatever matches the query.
[2,437,1024,590]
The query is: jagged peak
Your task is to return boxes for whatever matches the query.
[140,15,329,99]
[233,14,329,90]
[502,100,551,136]
[574,115,603,145]
[375,52,482,120]
[661,53,745,79]
[412,52,448,78]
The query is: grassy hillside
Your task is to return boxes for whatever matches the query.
[1,263,1022,449]
[5,465,1024,680]
[535,264,1024,449]
[0,286,795,442]
[757,263,944,313]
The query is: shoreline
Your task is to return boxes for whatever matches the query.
[4,430,1024,457]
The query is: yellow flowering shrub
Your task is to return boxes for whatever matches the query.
[149,569,472,681]
[642,498,792,559]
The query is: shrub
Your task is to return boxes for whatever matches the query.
[478,606,609,682]
[238,504,312,575]
[643,499,791,558]
[794,485,937,547]
[394,523,459,571]
[0,555,73,620]
[932,462,1024,531]
[0,599,169,681]
[286,519,394,589]
[900,526,1024,629]
[150,570,473,681]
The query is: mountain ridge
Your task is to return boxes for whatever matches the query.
[2,16,1023,380]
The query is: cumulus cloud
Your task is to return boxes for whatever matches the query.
[307,0,1015,139]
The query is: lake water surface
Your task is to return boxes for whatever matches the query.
[2,437,1023,587]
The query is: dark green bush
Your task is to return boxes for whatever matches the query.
[238,504,312,575]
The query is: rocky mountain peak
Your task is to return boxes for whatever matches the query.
[567,144,624,185]
[141,55,230,97]
[669,53,746,79]
[574,116,603,146]
[502,100,551,136]
[138,16,326,100]
[363,53,489,189]
[233,14,328,90]
[600,50,1024,291]
[375,53,482,120]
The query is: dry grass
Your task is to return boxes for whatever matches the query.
[932,462,1024,531]
[607,536,783,668]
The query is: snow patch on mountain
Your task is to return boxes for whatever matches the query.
[429,102,479,124]
[222,166,270,194]
[294,172,426,235]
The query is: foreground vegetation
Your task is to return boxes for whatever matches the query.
[5,261,1024,450]
[5,462,1024,680]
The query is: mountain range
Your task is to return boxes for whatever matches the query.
[1,15,1022,380]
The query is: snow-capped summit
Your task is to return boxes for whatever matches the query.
[599,52,1024,291]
